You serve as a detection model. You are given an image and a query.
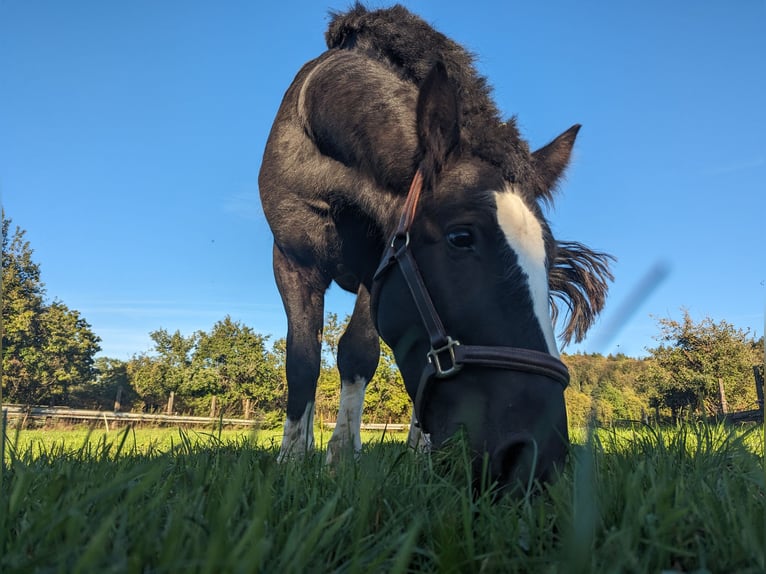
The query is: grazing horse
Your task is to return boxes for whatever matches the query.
[258,4,613,488]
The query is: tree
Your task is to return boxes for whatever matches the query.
[188,316,282,415]
[313,313,412,424]
[322,312,344,364]
[2,214,46,402]
[71,357,137,410]
[2,213,101,404]
[127,318,284,416]
[562,352,651,426]
[314,313,348,422]
[564,386,592,428]
[128,329,196,411]
[363,340,411,423]
[645,310,760,420]
[38,301,102,404]
[126,354,168,412]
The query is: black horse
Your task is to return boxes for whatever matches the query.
[259,4,612,488]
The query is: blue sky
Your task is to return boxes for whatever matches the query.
[1,1,764,360]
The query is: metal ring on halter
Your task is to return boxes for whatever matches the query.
[390,231,410,250]
[427,337,462,378]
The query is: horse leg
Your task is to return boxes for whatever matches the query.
[273,243,329,462]
[407,412,432,452]
[326,285,380,464]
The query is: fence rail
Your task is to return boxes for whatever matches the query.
[1,405,260,427]
[0,405,412,431]
[322,422,410,431]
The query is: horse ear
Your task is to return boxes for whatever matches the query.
[416,61,460,177]
[532,124,580,193]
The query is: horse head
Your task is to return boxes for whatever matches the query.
[372,62,612,491]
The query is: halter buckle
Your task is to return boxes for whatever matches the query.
[428,337,462,378]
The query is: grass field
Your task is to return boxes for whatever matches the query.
[1,422,764,573]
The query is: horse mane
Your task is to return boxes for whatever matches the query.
[327,4,614,344]
[326,3,549,199]
[549,241,615,344]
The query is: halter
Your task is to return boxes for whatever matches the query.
[371,167,570,431]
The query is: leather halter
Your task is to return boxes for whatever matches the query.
[372,167,570,431]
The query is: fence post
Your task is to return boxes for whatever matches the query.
[113,386,123,413]
[717,378,728,415]
[167,392,175,415]
[243,398,251,419]
[210,395,217,418]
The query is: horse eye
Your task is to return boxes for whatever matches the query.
[447,229,475,249]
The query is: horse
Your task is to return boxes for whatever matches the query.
[258,3,613,489]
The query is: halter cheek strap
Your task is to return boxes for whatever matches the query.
[372,167,570,433]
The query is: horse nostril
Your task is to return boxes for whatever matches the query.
[492,433,538,487]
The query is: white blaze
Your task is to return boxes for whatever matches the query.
[494,187,559,357]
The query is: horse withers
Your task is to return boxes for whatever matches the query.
[258,4,612,490]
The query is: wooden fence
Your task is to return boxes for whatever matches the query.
[0,404,411,432]
[721,366,764,424]
[1,404,260,429]
[322,422,409,431]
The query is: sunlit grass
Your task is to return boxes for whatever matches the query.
[1,421,763,572]
[2,425,409,462]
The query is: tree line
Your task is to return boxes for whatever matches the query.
[2,213,763,427]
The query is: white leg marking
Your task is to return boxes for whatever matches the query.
[326,376,367,464]
[494,187,559,356]
[277,401,315,463]
[406,409,432,453]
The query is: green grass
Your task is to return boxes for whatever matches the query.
[2,427,273,461]
[1,422,764,573]
[1,425,408,461]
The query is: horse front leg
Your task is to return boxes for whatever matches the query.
[406,411,432,452]
[273,243,329,462]
[326,284,380,464]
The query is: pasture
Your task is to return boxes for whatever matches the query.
[1,423,764,573]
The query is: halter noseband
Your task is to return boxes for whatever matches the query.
[371,167,570,431]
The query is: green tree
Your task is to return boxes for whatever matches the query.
[646,310,760,420]
[71,357,137,410]
[2,214,46,402]
[564,386,592,428]
[127,319,285,416]
[562,352,651,426]
[314,313,348,422]
[2,213,101,404]
[188,316,282,415]
[127,354,167,412]
[322,312,344,364]
[128,329,196,412]
[312,313,412,424]
[363,340,411,423]
[39,301,102,404]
